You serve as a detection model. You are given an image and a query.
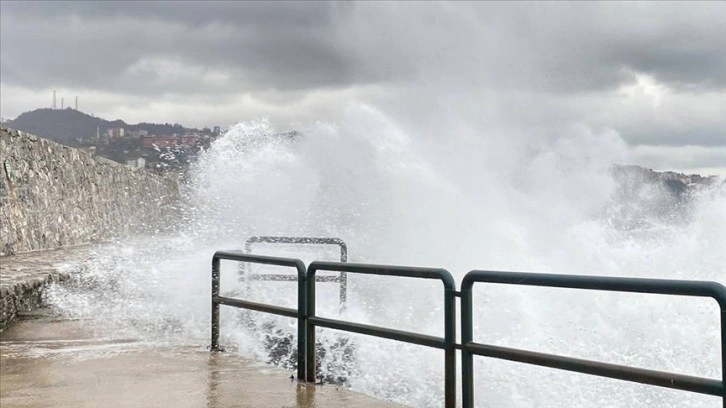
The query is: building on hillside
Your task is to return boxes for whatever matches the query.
[107,127,125,138]
[141,135,201,149]
[128,129,149,138]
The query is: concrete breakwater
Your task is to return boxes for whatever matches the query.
[0,126,180,329]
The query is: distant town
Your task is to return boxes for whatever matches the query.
[2,106,225,178]
[78,124,221,175]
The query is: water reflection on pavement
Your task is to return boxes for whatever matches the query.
[0,317,403,408]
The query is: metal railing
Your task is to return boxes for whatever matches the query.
[461,271,726,408]
[211,251,308,380]
[306,261,457,407]
[212,251,726,408]
[242,236,348,306]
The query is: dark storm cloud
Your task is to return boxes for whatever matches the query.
[0,1,372,95]
[1,1,724,155]
[528,3,726,91]
[2,1,335,27]
[3,2,725,96]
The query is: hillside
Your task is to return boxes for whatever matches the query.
[8,108,104,144]
[7,108,207,145]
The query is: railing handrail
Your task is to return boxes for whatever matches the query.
[245,236,348,258]
[309,260,454,287]
[215,250,305,267]
[461,270,726,306]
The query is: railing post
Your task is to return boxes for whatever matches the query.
[339,242,348,307]
[715,284,726,407]
[306,266,317,383]
[720,302,726,408]
[211,256,221,351]
[444,287,457,408]
[297,265,307,381]
[461,281,474,408]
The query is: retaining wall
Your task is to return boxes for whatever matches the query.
[0,126,179,256]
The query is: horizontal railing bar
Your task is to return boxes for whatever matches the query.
[214,251,305,268]
[310,261,456,289]
[466,342,724,397]
[247,274,340,282]
[246,236,347,247]
[462,271,726,307]
[310,316,446,349]
[215,296,299,319]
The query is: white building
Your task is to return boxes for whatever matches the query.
[125,157,146,169]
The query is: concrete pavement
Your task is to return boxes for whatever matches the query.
[0,316,405,408]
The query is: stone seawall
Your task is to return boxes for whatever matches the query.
[0,126,179,256]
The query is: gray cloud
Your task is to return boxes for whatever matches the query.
[1,1,336,27]
[1,1,725,166]
[4,2,724,95]
[0,2,359,95]
[330,2,726,93]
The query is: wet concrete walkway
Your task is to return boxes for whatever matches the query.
[0,316,404,408]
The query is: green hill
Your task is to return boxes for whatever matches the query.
[7,108,205,145]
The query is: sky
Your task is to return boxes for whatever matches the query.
[1,1,725,176]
